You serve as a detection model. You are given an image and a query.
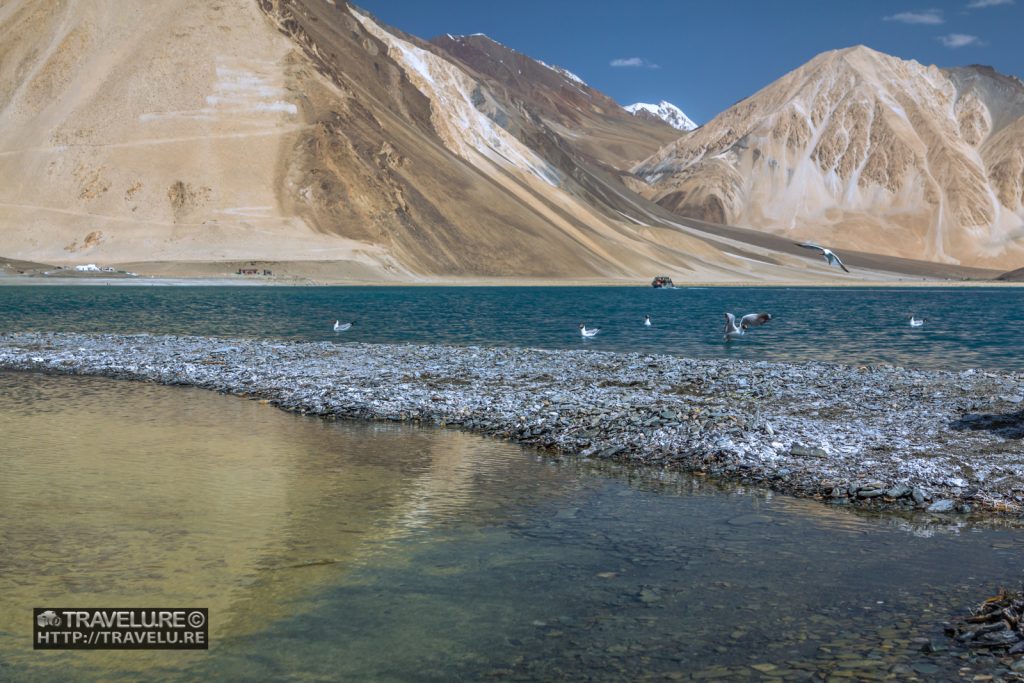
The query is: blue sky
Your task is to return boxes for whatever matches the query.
[353,0,1024,125]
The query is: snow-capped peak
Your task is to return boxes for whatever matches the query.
[624,100,697,131]
[536,60,587,87]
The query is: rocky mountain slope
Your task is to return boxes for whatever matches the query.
[625,101,698,132]
[428,33,682,171]
[633,46,1024,269]
[0,4,1010,281]
[0,0,738,281]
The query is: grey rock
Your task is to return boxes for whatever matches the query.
[790,445,827,458]
[971,629,1021,647]
[975,621,1009,636]
[911,662,939,675]
[927,499,956,513]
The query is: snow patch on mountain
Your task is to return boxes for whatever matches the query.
[537,60,587,87]
[446,32,513,51]
[443,33,588,88]
[353,11,562,187]
[624,101,697,131]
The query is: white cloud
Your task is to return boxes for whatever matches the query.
[610,57,660,69]
[883,9,945,23]
[967,0,1013,7]
[938,32,982,47]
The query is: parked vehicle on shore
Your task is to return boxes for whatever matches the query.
[651,276,674,288]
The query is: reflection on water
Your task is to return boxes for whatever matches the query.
[2,285,1023,371]
[0,372,570,679]
[1,372,1023,681]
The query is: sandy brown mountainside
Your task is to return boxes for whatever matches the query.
[633,46,1024,270]
[0,0,798,282]
[0,4,1008,281]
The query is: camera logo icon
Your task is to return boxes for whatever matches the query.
[37,610,61,628]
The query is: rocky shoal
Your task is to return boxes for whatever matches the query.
[2,332,1023,517]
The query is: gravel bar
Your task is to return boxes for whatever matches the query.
[3,332,1023,517]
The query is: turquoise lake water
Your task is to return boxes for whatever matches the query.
[3,285,1024,680]
[1,285,1021,370]
[2,372,1023,681]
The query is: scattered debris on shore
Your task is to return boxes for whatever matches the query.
[1,332,1023,517]
[949,587,1024,670]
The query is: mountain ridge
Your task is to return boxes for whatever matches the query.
[0,8,1016,281]
[0,0,826,283]
[633,44,1024,269]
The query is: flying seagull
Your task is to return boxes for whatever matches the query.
[723,313,744,341]
[578,323,600,337]
[333,320,354,332]
[796,242,850,273]
[723,312,772,341]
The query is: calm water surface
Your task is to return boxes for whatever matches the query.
[1,285,1022,371]
[1,372,1023,681]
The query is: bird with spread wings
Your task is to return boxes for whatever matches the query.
[796,242,850,273]
[723,312,773,341]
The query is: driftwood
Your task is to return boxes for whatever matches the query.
[950,588,1024,654]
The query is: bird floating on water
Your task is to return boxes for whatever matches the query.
[579,323,600,337]
[333,320,353,332]
[723,312,772,341]
[909,316,925,327]
[644,315,652,327]
[796,242,850,273]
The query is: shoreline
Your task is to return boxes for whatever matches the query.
[2,332,1023,519]
[2,274,1024,288]
[3,253,1019,288]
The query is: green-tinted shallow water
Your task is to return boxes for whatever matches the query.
[1,372,1023,681]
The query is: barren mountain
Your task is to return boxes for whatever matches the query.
[633,46,1024,269]
[0,5,1007,282]
[0,0,805,282]
[429,33,682,170]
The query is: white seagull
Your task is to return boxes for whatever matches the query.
[909,315,925,327]
[579,323,600,337]
[333,320,354,332]
[796,242,850,273]
[644,315,652,327]
[723,312,772,341]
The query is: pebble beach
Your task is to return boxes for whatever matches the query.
[2,332,1023,518]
